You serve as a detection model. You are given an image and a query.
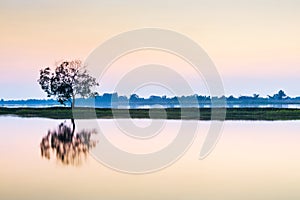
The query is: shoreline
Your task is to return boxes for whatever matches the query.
[1,107,300,121]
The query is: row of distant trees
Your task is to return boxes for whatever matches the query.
[90,90,299,107]
[1,90,299,107]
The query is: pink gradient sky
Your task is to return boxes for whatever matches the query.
[0,0,299,99]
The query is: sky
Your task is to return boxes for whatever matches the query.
[0,0,300,99]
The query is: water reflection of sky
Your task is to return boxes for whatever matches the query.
[0,117,300,199]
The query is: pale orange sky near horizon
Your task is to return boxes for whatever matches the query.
[0,0,299,99]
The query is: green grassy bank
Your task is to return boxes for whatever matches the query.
[1,107,300,120]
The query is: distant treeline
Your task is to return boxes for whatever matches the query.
[1,90,300,108]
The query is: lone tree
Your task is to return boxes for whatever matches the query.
[38,60,98,136]
[38,60,99,109]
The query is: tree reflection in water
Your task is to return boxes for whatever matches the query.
[40,121,97,166]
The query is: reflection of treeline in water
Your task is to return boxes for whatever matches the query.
[40,122,97,166]
[1,90,300,108]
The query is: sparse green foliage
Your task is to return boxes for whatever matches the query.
[38,60,99,108]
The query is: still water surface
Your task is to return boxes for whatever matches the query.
[0,117,300,200]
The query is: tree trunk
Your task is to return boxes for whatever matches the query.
[71,94,75,109]
[71,94,76,137]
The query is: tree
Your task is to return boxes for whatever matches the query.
[268,90,287,100]
[38,60,99,136]
[253,94,259,99]
[38,60,99,109]
[277,90,287,100]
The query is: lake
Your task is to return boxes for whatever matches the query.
[0,116,300,200]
